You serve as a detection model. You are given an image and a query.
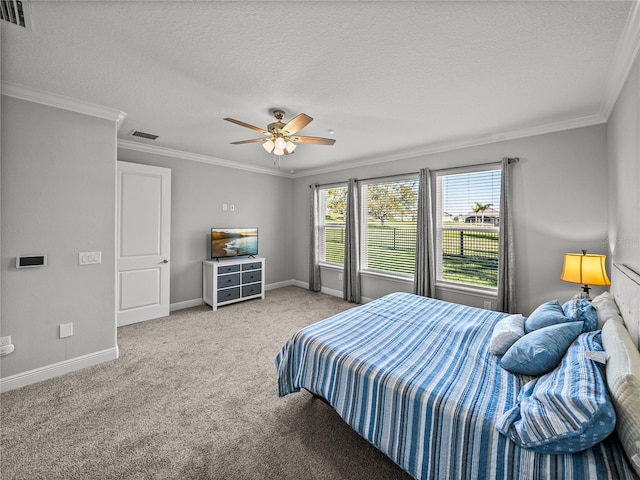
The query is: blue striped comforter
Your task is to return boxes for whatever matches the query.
[276,292,637,480]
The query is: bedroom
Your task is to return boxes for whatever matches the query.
[1,1,640,478]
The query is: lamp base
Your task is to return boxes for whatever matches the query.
[580,285,591,300]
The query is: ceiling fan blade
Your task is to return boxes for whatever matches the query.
[230,138,269,145]
[289,135,336,145]
[282,113,313,135]
[224,117,268,134]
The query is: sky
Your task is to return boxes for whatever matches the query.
[442,170,501,216]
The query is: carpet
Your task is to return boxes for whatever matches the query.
[0,286,413,480]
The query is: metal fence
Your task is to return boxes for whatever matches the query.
[323,225,499,287]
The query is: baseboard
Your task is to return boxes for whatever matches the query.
[170,298,203,312]
[292,279,308,289]
[292,280,373,303]
[170,281,297,312]
[0,346,120,393]
[168,279,371,313]
[266,280,294,291]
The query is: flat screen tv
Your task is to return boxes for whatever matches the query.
[211,228,258,259]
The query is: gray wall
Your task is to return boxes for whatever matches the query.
[3,60,634,383]
[292,124,609,315]
[1,96,117,378]
[116,149,294,306]
[607,50,640,272]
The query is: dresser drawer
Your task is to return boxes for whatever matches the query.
[242,270,262,284]
[242,262,262,271]
[217,273,240,289]
[203,258,264,310]
[218,287,240,303]
[242,284,262,297]
[218,264,240,274]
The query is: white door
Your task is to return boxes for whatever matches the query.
[117,161,171,327]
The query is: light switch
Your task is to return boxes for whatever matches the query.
[79,251,102,265]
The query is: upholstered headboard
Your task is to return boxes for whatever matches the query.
[610,263,640,350]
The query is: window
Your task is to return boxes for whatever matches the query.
[435,166,501,289]
[319,185,347,265]
[360,177,418,276]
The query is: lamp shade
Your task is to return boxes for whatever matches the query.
[263,139,275,153]
[561,251,610,287]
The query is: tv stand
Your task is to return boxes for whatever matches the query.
[202,257,265,310]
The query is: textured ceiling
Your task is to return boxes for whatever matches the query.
[1,1,635,175]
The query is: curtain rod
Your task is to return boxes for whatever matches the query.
[309,157,519,189]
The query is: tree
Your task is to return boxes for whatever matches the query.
[325,188,346,221]
[395,183,418,221]
[472,202,492,224]
[367,182,417,226]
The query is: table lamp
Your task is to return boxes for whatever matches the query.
[560,249,610,299]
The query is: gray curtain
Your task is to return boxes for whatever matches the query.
[414,168,436,297]
[309,184,322,292]
[343,178,361,303]
[497,158,516,313]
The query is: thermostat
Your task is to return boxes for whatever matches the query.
[16,255,47,268]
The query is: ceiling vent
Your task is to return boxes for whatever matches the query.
[1,1,32,30]
[129,130,159,141]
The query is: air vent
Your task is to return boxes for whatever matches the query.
[129,130,159,141]
[1,0,31,29]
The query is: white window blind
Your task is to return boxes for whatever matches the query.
[435,166,502,288]
[320,185,347,265]
[361,177,418,276]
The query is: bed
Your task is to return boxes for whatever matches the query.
[276,264,640,479]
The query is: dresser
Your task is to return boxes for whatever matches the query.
[202,257,265,310]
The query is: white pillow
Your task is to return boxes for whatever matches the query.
[591,291,624,329]
[490,314,525,356]
[601,318,640,476]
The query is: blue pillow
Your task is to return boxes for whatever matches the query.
[563,298,598,332]
[496,331,615,454]
[524,300,570,333]
[500,321,583,376]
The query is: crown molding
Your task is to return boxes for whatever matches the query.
[599,0,640,119]
[291,112,606,178]
[117,139,291,178]
[1,82,127,124]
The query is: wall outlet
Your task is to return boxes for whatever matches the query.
[230,204,235,212]
[0,336,11,347]
[59,323,73,338]
[483,300,492,310]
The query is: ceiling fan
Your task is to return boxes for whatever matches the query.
[224,110,336,156]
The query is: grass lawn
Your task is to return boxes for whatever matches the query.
[324,224,499,287]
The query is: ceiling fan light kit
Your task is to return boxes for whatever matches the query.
[224,110,335,165]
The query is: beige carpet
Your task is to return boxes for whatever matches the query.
[0,286,413,480]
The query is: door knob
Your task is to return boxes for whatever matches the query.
[162,259,169,264]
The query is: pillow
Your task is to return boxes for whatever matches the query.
[591,291,624,329]
[562,298,598,332]
[601,318,640,476]
[496,331,616,454]
[490,314,525,356]
[524,300,570,333]
[500,321,583,376]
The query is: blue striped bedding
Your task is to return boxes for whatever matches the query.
[275,292,637,479]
